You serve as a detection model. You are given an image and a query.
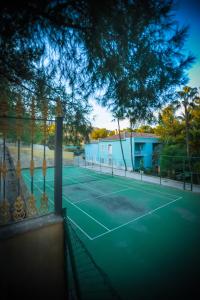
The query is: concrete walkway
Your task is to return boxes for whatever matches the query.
[75,158,200,194]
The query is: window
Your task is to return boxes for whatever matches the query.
[108,144,112,155]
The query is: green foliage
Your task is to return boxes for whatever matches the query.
[154,105,184,144]
[190,96,200,155]
[174,86,199,156]
[154,87,200,157]
[91,128,114,140]
[160,144,186,179]
[135,125,154,134]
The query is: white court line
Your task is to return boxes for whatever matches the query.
[46,183,110,232]
[63,173,176,204]
[23,173,99,240]
[23,172,110,232]
[67,216,93,240]
[22,172,183,241]
[91,196,183,240]
[104,180,175,201]
[74,186,137,204]
[66,177,105,195]
[111,176,179,198]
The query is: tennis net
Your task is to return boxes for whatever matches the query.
[62,171,113,186]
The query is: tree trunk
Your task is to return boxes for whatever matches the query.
[184,102,191,173]
[130,120,134,172]
[185,114,190,158]
[117,118,127,171]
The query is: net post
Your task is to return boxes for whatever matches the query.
[54,116,63,215]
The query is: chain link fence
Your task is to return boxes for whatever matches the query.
[81,154,200,192]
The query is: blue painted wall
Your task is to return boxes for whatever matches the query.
[85,136,159,170]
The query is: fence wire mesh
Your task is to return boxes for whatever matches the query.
[82,154,200,192]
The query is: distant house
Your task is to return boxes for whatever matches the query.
[85,132,160,170]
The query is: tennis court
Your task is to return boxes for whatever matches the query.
[22,165,200,299]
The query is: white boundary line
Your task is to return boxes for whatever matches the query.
[65,177,106,195]
[46,183,110,232]
[104,180,175,201]
[23,173,99,240]
[22,172,183,241]
[74,186,137,204]
[91,196,183,240]
[111,176,179,198]
[62,195,110,231]
[67,216,93,240]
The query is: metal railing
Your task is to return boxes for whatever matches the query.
[0,100,63,225]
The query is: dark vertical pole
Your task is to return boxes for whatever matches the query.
[160,156,162,185]
[183,157,185,190]
[112,157,113,176]
[54,116,63,215]
[31,141,33,193]
[3,138,6,200]
[0,151,1,198]
[17,139,21,196]
[43,139,46,193]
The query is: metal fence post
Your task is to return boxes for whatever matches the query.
[54,116,63,215]
[159,156,162,185]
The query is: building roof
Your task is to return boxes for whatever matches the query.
[100,132,159,141]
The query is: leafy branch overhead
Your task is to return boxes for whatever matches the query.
[0,0,195,143]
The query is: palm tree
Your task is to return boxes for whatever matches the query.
[175,86,198,157]
[113,110,127,171]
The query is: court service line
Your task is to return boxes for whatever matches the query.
[103,180,175,201]
[81,170,179,198]
[115,178,179,198]
[46,183,110,232]
[91,196,183,240]
[23,173,106,240]
[109,176,178,198]
[66,177,106,195]
[74,186,138,204]
[63,195,110,231]
[23,172,181,241]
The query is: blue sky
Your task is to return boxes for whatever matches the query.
[90,0,200,130]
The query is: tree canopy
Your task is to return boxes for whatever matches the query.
[0,0,195,145]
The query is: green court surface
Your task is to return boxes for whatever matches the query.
[22,166,200,299]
